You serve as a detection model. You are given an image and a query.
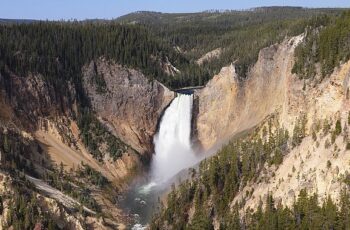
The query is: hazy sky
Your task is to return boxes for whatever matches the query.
[1,0,350,20]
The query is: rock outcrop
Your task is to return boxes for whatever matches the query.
[82,58,175,155]
[196,48,222,65]
[194,35,304,151]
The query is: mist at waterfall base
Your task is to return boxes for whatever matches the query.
[151,93,198,183]
[120,94,201,229]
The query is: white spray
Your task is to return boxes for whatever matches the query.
[150,93,197,184]
[131,93,198,230]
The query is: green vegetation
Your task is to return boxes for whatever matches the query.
[5,174,59,230]
[42,162,115,213]
[119,7,343,82]
[0,22,179,161]
[0,127,113,221]
[293,11,350,79]
[3,168,107,229]
[0,9,346,166]
[0,21,190,89]
[2,8,332,90]
[335,119,342,136]
[76,163,109,188]
[91,62,107,94]
[151,115,350,229]
[77,107,130,161]
[151,190,350,230]
[291,115,307,147]
[151,116,303,228]
[0,21,206,91]
[0,129,38,176]
[2,7,350,229]
[231,190,350,230]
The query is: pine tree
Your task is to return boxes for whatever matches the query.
[335,119,342,136]
[3,134,10,153]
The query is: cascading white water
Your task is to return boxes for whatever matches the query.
[150,93,197,183]
[128,93,198,229]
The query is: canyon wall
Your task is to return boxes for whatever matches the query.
[82,58,175,155]
[0,59,176,228]
[0,58,175,184]
[194,35,304,151]
[233,58,350,212]
[195,34,350,212]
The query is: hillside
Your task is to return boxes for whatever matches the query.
[118,7,344,84]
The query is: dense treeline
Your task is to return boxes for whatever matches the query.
[0,8,347,90]
[227,189,350,230]
[0,8,345,90]
[152,188,350,230]
[293,11,350,79]
[0,21,196,91]
[119,7,344,80]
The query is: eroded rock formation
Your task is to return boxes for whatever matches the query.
[82,58,175,155]
[194,35,305,151]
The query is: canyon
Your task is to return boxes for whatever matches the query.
[1,33,349,228]
[1,8,350,229]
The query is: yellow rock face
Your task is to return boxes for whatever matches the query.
[195,35,305,151]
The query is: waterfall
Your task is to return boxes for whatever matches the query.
[127,93,198,230]
[150,93,197,183]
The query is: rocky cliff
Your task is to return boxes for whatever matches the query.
[233,53,350,213]
[194,35,304,151]
[82,58,175,155]
[194,33,350,212]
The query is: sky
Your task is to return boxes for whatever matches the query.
[1,0,350,20]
